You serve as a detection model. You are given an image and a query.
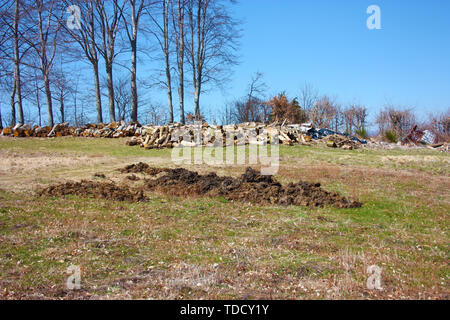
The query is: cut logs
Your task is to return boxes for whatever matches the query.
[0,121,368,151]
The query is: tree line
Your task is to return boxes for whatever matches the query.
[0,0,240,127]
[224,74,449,142]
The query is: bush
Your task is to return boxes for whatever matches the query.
[385,130,397,143]
[266,93,308,124]
[355,127,369,139]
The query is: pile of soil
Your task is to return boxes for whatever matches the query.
[119,162,167,175]
[39,180,146,202]
[143,167,362,208]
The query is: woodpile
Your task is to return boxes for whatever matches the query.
[325,134,360,150]
[0,121,145,138]
[0,120,367,150]
[125,122,362,150]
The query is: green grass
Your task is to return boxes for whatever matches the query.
[0,137,448,299]
[0,136,172,158]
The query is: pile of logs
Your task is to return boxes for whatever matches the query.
[0,121,145,138]
[0,121,367,150]
[126,122,363,150]
[325,134,361,150]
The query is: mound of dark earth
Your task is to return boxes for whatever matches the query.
[142,166,361,208]
[39,180,146,202]
[119,162,167,175]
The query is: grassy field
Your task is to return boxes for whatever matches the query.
[0,136,448,299]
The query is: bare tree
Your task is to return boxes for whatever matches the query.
[233,72,269,123]
[353,105,368,131]
[219,102,234,125]
[343,107,355,134]
[53,58,72,123]
[63,0,103,123]
[343,105,368,134]
[95,0,125,122]
[12,0,24,125]
[185,0,240,120]
[114,75,132,121]
[24,0,63,127]
[141,102,169,125]
[308,95,338,128]
[171,0,186,124]
[376,105,416,137]
[147,0,174,123]
[71,73,81,126]
[0,0,28,126]
[119,0,146,122]
[331,104,343,132]
[299,82,318,112]
[426,109,450,142]
[33,69,43,126]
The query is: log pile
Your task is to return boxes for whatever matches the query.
[126,122,366,150]
[0,121,367,150]
[325,134,361,150]
[0,121,145,138]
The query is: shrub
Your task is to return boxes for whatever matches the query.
[266,93,308,124]
[385,130,397,143]
[355,127,369,139]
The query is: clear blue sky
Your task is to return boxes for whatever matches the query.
[199,0,450,125]
[2,0,449,127]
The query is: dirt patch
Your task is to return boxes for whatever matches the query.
[118,162,168,175]
[142,166,361,208]
[39,180,146,202]
[93,173,106,179]
[126,174,140,181]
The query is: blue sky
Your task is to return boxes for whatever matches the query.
[2,0,449,127]
[199,0,450,125]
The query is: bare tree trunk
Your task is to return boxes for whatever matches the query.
[92,61,103,123]
[106,63,116,122]
[163,0,173,123]
[10,78,16,126]
[59,91,64,123]
[35,76,42,126]
[167,67,173,123]
[194,83,200,119]
[186,0,239,121]
[13,0,24,125]
[43,72,53,127]
[95,1,121,123]
[129,0,141,122]
[130,37,138,122]
[178,64,185,124]
[174,0,185,124]
[0,103,3,129]
[37,89,41,127]
[14,60,24,124]
[117,0,145,123]
[63,0,103,123]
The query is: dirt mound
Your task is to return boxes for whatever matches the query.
[39,180,146,202]
[144,167,361,208]
[119,162,167,175]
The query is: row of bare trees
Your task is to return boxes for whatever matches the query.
[0,0,240,127]
[223,76,369,135]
